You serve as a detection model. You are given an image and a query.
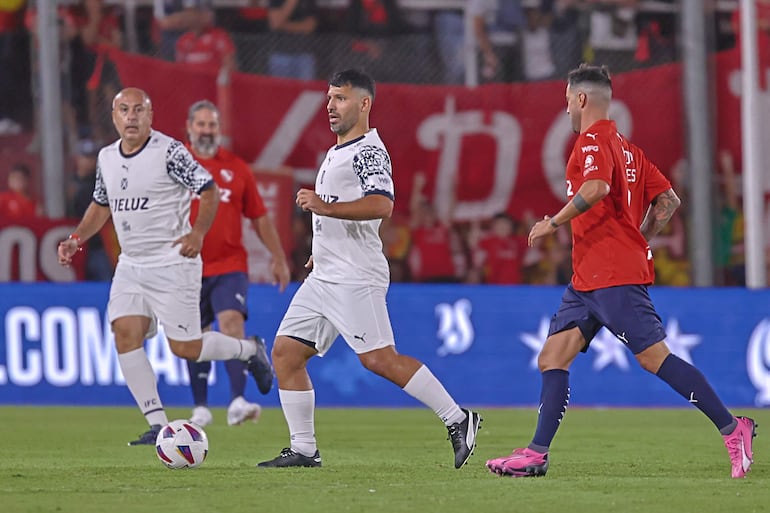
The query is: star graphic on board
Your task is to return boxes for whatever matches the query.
[520,316,702,373]
[519,318,550,369]
[589,329,630,371]
[663,318,701,364]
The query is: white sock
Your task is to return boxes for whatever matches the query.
[197,331,256,362]
[279,389,317,457]
[118,348,168,426]
[402,365,465,426]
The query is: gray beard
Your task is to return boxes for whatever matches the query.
[192,136,219,157]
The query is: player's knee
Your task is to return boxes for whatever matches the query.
[271,336,307,370]
[635,341,669,374]
[168,340,200,361]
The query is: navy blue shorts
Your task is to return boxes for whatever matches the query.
[200,272,249,328]
[547,284,667,354]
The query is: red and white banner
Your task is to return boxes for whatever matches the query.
[0,218,85,281]
[106,47,770,222]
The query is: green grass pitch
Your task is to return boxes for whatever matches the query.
[1,406,767,513]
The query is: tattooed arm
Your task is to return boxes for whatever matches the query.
[640,188,681,241]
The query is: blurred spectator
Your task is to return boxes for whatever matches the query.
[70,0,123,143]
[469,0,525,83]
[289,209,312,281]
[267,0,318,80]
[66,139,113,280]
[432,8,465,84]
[407,172,458,282]
[471,213,529,284]
[175,13,236,73]
[155,0,213,61]
[0,163,42,219]
[586,0,639,72]
[25,5,79,154]
[648,158,690,286]
[380,213,411,282]
[344,0,409,83]
[520,0,556,81]
[633,0,677,66]
[545,0,584,79]
[713,150,745,286]
[0,0,26,135]
[218,1,270,33]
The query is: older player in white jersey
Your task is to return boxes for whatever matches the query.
[256,69,481,470]
[57,88,274,445]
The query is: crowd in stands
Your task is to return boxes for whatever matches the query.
[0,0,765,287]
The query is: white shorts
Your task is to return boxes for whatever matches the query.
[277,275,395,356]
[108,260,202,341]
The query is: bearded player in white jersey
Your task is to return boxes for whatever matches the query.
[257,69,481,470]
[57,88,274,445]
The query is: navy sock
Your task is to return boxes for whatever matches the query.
[186,359,211,406]
[530,369,570,451]
[225,359,248,401]
[656,354,734,431]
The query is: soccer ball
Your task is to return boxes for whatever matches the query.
[155,420,209,469]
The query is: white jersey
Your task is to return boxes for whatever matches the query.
[93,130,213,267]
[311,128,393,286]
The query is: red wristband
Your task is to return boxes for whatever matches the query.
[68,234,82,246]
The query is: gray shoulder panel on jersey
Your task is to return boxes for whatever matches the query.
[352,144,394,197]
[166,139,213,192]
[197,179,216,194]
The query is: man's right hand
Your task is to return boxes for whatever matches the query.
[57,238,80,266]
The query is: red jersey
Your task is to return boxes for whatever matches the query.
[409,224,456,281]
[189,146,268,277]
[566,120,652,291]
[175,27,235,72]
[621,136,672,226]
[478,234,528,284]
[0,191,38,219]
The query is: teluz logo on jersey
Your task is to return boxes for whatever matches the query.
[110,197,150,212]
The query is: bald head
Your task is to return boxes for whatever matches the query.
[112,87,152,111]
[112,87,154,153]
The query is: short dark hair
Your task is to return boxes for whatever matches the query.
[567,63,612,89]
[329,69,376,99]
[10,163,30,177]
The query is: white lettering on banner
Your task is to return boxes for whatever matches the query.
[520,316,699,371]
[435,299,474,356]
[419,96,520,221]
[747,319,770,406]
[253,91,327,170]
[0,227,37,281]
[2,306,210,387]
[543,101,633,200]
[42,307,78,386]
[0,225,77,282]
[5,306,41,385]
[78,307,119,385]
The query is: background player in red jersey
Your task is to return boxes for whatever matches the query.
[486,64,756,479]
[185,100,290,427]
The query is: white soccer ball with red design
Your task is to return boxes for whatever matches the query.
[155,420,209,469]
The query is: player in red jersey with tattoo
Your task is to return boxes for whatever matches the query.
[486,64,755,479]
